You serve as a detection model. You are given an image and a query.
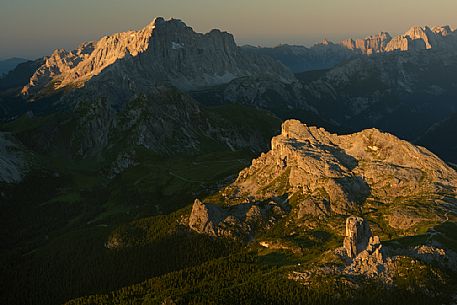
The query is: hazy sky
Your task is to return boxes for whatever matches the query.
[1,0,456,59]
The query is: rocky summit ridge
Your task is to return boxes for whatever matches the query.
[340,25,457,54]
[21,17,295,102]
[189,119,457,238]
[225,119,457,214]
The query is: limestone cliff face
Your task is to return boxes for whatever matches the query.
[220,120,457,217]
[22,17,295,101]
[22,22,154,97]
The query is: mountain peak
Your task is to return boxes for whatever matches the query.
[220,119,457,218]
[20,17,294,102]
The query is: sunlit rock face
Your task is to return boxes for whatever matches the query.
[340,25,457,54]
[218,119,457,217]
[341,32,392,55]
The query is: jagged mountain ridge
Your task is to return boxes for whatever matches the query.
[227,120,457,211]
[343,25,457,54]
[21,17,295,103]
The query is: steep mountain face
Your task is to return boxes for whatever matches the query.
[385,25,457,52]
[189,120,457,237]
[21,17,294,105]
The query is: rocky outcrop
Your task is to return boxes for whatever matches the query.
[339,216,385,276]
[219,120,457,220]
[343,216,372,258]
[22,17,295,103]
[348,235,384,275]
[188,199,288,241]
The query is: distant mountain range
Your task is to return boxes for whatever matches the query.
[246,25,457,72]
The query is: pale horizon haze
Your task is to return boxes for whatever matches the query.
[1,0,456,59]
